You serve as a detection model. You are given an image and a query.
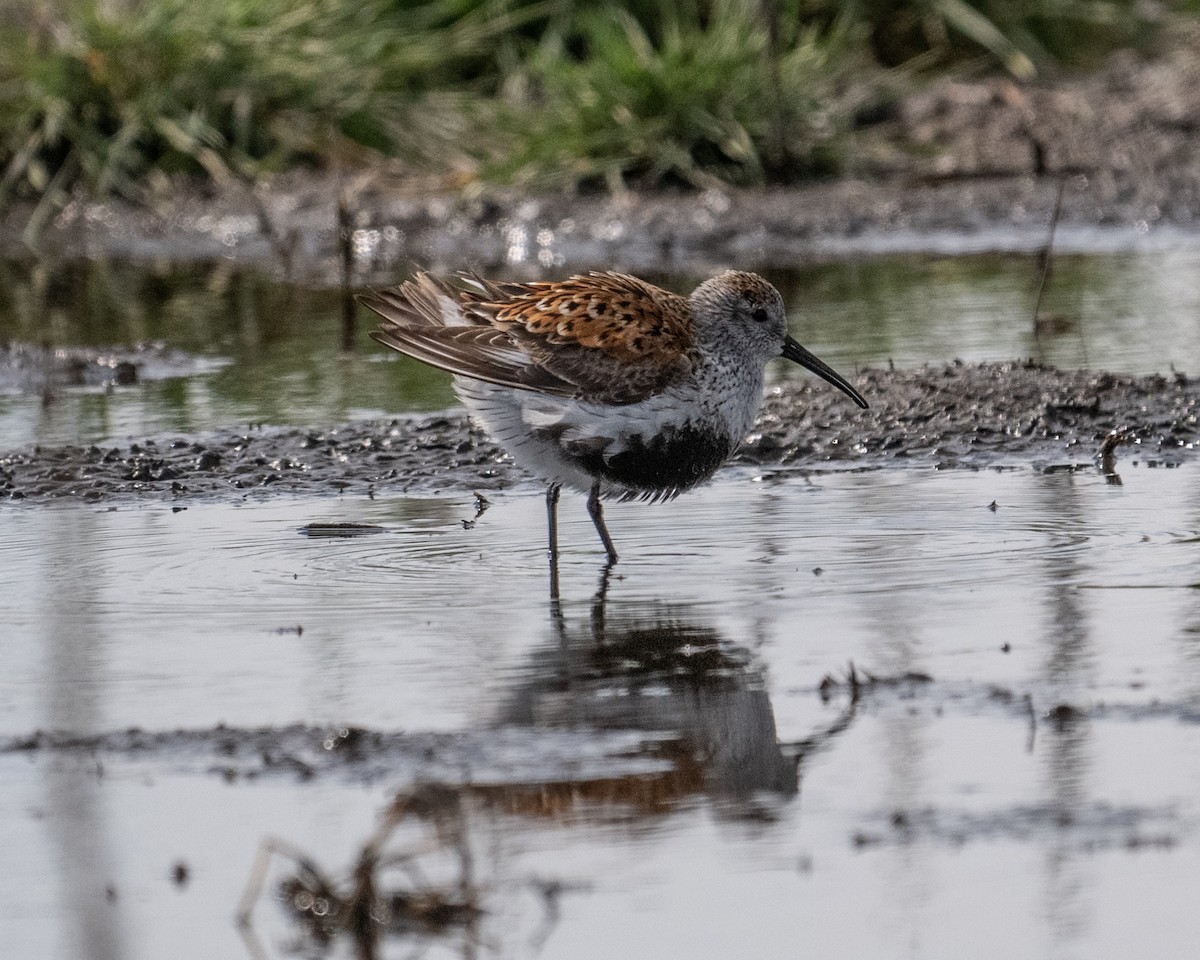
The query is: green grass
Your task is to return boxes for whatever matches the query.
[0,0,539,212]
[480,2,868,189]
[812,0,1157,79]
[0,0,1170,219]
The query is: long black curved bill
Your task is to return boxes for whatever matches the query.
[782,335,868,409]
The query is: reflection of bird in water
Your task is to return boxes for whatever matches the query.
[237,576,861,957]
[362,271,866,584]
[495,571,858,806]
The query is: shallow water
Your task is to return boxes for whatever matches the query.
[3,245,1200,450]
[3,244,1200,959]
[4,461,1200,959]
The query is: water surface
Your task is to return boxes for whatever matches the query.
[3,246,1200,959]
[3,246,1200,450]
[4,463,1199,959]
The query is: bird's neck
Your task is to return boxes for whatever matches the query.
[689,351,768,442]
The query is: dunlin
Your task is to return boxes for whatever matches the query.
[362,270,867,565]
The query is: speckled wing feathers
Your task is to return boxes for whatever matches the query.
[475,273,690,357]
[361,272,694,404]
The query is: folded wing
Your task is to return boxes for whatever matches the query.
[361,272,695,405]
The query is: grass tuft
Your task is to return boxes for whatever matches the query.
[0,0,1169,215]
[480,1,871,189]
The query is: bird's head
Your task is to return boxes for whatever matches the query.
[690,271,867,409]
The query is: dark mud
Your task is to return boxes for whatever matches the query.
[852,802,1183,851]
[2,361,1195,502]
[6,670,1196,803]
[0,723,676,788]
[4,25,1200,278]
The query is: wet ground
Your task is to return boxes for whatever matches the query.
[1,359,1197,503]
[3,230,1200,956]
[4,245,1200,502]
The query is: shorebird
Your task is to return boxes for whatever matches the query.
[362,270,867,567]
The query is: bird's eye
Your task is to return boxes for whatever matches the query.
[751,307,769,322]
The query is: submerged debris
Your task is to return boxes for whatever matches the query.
[298,522,387,537]
[238,783,483,959]
[0,341,221,396]
[1097,424,1136,482]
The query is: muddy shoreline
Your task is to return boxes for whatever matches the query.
[3,25,1200,280]
[3,31,1199,499]
[3,361,1195,503]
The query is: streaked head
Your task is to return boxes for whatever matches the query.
[689,271,788,361]
[690,271,867,409]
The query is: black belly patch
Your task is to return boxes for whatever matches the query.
[565,424,735,499]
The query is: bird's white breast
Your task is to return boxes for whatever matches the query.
[455,352,767,495]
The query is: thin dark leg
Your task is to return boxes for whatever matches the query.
[546,483,562,600]
[546,483,562,557]
[586,481,619,563]
[589,558,615,644]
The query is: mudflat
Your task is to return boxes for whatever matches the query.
[2,362,1195,503]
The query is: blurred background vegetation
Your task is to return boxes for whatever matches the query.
[0,0,1185,211]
